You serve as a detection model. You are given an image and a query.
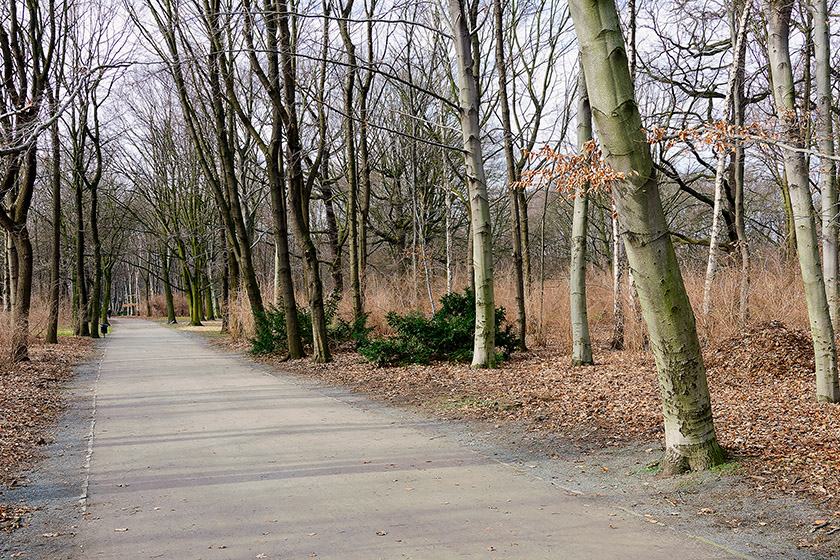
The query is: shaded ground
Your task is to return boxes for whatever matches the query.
[0,318,836,557]
[210,319,840,556]
[0,336,97,558]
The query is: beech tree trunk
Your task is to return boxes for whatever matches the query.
[570,63,593,366]
[450,0,496,368]
[493,0,526,351]
[570,0,724,472]
[813,0,838,327]
[766,0,840,403]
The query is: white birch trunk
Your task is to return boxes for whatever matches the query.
[702,3,751,316]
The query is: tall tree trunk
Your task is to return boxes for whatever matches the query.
[74,169,89,337]
[570,62,593,366]
[102,263,113,325]
[814,0,838,327]
[89,172,102,338]
[609,212,625,350]
[702,3,751,316]
[162,248,176,324]
[450,0,496,368]
[10,226,33,361]
[268,131,304,358]
[766,0,839,403]
[278,0,330,362]
[493,0,526,351]
[357,0,375,291]
[46,88,61,344]
[732,0,750,326]
[570,0,724,472]
[338,0,363,322]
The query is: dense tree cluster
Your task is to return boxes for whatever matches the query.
[3,0,840,472]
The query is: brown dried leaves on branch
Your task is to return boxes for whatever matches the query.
[0,337,94,489]
[518,141,625,195]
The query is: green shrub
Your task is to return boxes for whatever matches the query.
[358,287,517,366]
[250,292,372,355]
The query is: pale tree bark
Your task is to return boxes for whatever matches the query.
[493,0,526,351]
[765,0,839,402]
[731,0,750,325]
[570,0,724,472]
[570,62,593,366]
[813,0,838,327]
[450,0,496,368]
[338,0,363,322]
[702,3,751,316]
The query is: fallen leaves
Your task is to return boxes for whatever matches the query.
[0,504,34,532]
[252,319,840,510]
[0,337,94,490]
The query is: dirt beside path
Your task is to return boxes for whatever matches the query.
[1,318,836,558]
[207,321,840,559]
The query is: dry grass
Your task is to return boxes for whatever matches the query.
[180,253,813,354]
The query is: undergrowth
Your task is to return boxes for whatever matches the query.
[358,287,517,366]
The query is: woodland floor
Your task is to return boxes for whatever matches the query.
[0,337,94,534]
[211,319,840,555]
[1,319,839,556]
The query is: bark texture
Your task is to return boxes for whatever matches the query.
[569,0,724,472]
[450,0,496,368]
[570,63,593,366]
[766,0,840,402]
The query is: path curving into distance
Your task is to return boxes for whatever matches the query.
[77,319,744,559]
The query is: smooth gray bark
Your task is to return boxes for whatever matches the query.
[766,0,839,402]
[813,0,838,327]
[450,0,496,368]
[570,0,724,472]
[570,63,593,366]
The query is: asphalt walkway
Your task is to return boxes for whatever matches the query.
[77,319,743,559]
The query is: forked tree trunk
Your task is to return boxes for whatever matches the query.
[450,0,496,368]
[570,62,593,366]
[766,0,840,403]
[278,0,330,363]
[569,0,724,473]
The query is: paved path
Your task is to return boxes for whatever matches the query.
[78,319,743,559]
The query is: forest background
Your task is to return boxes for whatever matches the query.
[3,0,840,486]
